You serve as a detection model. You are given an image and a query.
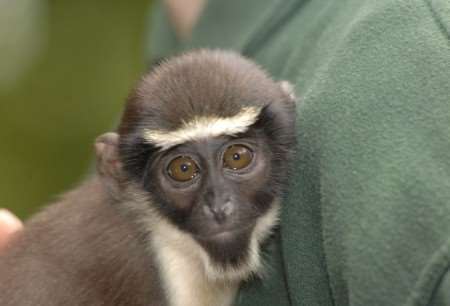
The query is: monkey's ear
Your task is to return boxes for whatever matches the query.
[278,81,297,102]
[95,133,124,196]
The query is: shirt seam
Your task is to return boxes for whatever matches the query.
[422,0,450,42]
[404,237,450,306]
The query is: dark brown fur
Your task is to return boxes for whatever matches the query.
[119,50,291,135]
[0,178,165,306]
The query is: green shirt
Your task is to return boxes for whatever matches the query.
[148,1,450,305]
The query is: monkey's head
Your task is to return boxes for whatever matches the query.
[96,50,296,281]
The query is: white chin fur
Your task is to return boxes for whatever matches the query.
[147,202,280,306]
[150,202,280,282]
[143,106,262,150]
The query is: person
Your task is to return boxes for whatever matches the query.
[0,210,22,250]
[147,0,450,305]
[3,0,450,305]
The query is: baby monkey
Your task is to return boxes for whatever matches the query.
[0,50,296,306]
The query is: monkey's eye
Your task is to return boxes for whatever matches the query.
[223,145,253,170]
[167,156,199,182]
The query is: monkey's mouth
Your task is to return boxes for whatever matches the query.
[194,225,254,266]
[200,224,254,241]
[195,223,253,241]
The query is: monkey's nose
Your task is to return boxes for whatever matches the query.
[203,201,234,224]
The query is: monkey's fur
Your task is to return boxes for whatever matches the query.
[0,50,296,306]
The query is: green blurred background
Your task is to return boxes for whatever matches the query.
[0,0,152,219]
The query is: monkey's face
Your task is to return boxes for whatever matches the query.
[116,50,296,277]
[119,104,294,273]
[147,132,274,266]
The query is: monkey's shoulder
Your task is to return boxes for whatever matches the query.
[0,177,166,306]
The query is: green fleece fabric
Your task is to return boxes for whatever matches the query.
[147,0,450,305]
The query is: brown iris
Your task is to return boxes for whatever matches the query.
[223,145,253,170]
[167,156,199,182]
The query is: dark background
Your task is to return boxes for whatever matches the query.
[0,0,152,218]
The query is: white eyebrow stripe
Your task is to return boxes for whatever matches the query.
[143,106,262,150]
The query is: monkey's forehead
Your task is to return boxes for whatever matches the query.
[138,50,279,112]
[118,50,286,141]
[142,106,262,150]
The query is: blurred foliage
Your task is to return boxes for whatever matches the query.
[0,0,152,219]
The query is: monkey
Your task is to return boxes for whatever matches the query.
[0,49,296,306]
